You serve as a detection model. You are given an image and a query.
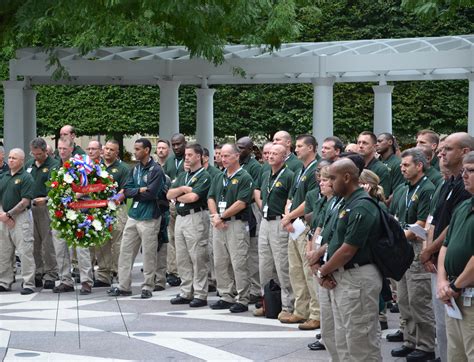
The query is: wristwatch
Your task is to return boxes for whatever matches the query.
[449,280,462,293]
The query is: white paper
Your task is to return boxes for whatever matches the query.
[408,223,427,241]
[445,297,463,320]
[289,218,305,240]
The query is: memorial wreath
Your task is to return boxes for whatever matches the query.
[47,154,119,248]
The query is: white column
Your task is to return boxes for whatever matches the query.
[372,84,394,135]
[312,77,335,145]
[3,80,36,152]
[468,74,474,136]
[158,80,181,141]
[196,87,216,165]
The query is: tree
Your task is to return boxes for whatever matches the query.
[401,0,473,19]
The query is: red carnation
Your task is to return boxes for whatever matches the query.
[51,181,59,188]
[64,161,71,168]
[87,215,94,221]
[76,230,85,238]
[108,225,113,232]
[55,210,64,218]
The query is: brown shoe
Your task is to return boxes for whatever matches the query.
[279,313,306,324]
[298,319,320,330]
[80,282,92,295]
[277,311,292,321]
[52,283,74,293]
[253,307,264,317]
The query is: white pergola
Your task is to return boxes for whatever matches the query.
[3,34,474,156]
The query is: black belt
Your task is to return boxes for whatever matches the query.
[222,215,246,222]
[177,207,206,217]
[264,215,282,221]
[343,261,371,270]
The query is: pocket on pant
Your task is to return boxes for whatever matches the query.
[22,221,34,242]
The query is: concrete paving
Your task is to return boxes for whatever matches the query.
[0,258,408,361]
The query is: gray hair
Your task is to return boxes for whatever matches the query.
[463,151,474,164]
[30,137,47,151]
[401,147,428,172]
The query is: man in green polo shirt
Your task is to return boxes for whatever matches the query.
[167,144,211,308]
[390,148,436,361]
[317,158,383,361]
[163,133,186,287]
[54,125,86,159]
[358,131,390,197]
[377,132,404,197]
[272,130,303,173]
[437,151,474,361]
[280,134,320,330]
[0,148,36,294]
[416,129,440,171]
[418,145,443,188]
[208,143,254,313]
[93,140,130,287]
[26,137,59,290]
[253,144,295,317]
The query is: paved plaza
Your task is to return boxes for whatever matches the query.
[1,257,406,361]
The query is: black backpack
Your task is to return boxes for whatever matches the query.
[352,196,414,281]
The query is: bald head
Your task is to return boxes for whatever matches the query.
[220,143,240,170]
[273,131,292,152]
[60,125,76,141]
[8,148,25,173]
[332,158,359,180]
[268,144,286,169]
[441,132,474,173]
[170,133,186,157]
[236,136,254,159]
[329,158,360,197]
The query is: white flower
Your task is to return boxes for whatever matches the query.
[92,219,103,231]
[101,171,109,179]
[66,210,78,221]
[108,200,117,211]
[64,173,74,184]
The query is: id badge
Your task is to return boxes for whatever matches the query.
[263,205,268,218]
[179,203,185,207]
[218,201,227,213]
[464,297,472,307]
[26,167,32,173]
[133,201,139,209]
[315,235,323,248]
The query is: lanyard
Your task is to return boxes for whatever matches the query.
[295,159,317,190]
[267,167,286,194]
[175,158,183,171]
[184,167,204,186]
[135,165,143,186]
[405,176,427,210]
[222,167,242,188]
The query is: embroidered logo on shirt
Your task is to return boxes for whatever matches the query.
[112,168,118,173]
[15,179,21,184]
[231,179,239,185]
[43,168,49,173]
[275,181,282,188]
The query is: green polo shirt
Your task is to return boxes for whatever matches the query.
[319,197,343,244]
[208,168,254,220]
[396,176,434,228]
[389,183,407,217]
[443,197,474,277]
[54,143,85,160]
[305,191,326,230]
[163,154,185,181]
[105,159,130,190]
[0,168,34,212]
[285,152,303,173]
[172,167,211,213]
[240,155,261,183]
[431,156,440,171]
[206,165,222,180]
[425,166,443,188]
[25,156,59,198]
[367,157,391,198]
[327,188,383,266]
[380,154,404,195]
[260,166,294,218]
[429,180,445,216]
[290,159,318,212]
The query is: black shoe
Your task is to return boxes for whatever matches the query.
[167,274,181,287]
[93,280,111,288]
[308,340,326,351]
[53,283,74,293]
[0,285,11,292]
[230,303,248,313]
[427,358,441,362]
[390,303,400,313]
[380,320,388,330]
[170,295,192,305]
[208,285,216,293]
[406,349,435,361]
[391,345,415,357]
[154,285,165,291]
[107,287,132,296]
[210,299,234,310]
[316,333,321,340]
[80,282,91,295]
[141,289,152,299]
[43,280,55,290]
[255,301,263,309]
[35,277,43,288]
[189,298,207,308]
[386,329,404,342]
[249,294,260,304]
[20,288,35,295]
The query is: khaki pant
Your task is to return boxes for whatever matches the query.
[32,204,57,281]
[249,203,261,296]
[288,225,320,320]
[94,205,127,284]
[118,217,160,292]
[52,230,93,286]
[397,243,435,352]
[330,264,382,362]
[258,218,294,311]
[432,273,448,361]
[0,210,36,290]
[207,217,216,288]
[166,203,178,275]
[175,210,210,300]
[155,243,167,289]
[446,292,474,362]
[319,285,339,362]
[213,219,250,305]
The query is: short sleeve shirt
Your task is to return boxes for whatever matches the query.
[106,159,130,190]
[367,157,391,198]
[171,167,211,213]
[260,166,294,218]
[290,159,318,211]
[380,154,404,195]
[0,169,35,211]
[25,156,59,197]
[163,154,185,181]
[396,176,435,227]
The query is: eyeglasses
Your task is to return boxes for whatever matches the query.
[461,168,474,176]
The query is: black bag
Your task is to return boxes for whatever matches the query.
[353,196,414,281]
[263,279,282,319]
